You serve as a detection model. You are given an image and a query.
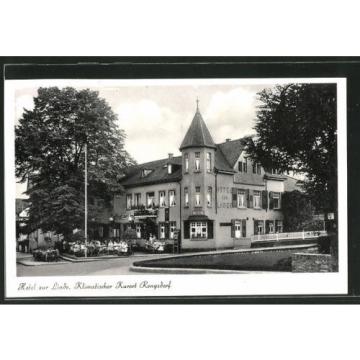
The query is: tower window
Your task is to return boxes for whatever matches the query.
[195,186,201,206]
[184,187,189,207]
[206,152,212,172]
[195,152,200,171]
[207,186,212,207]
[184,153,189,173]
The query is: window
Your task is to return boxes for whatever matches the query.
[253,190,261,209]
[207,186,212,207]
[206,152,212,172]
[195,152,200,171]
[269,221,275,233]
[159,191,166,207]
[126,194,132,210]
[276,220,283,233]
[195,186,201,206]
[141,169,152,177]
[273,192,280,209]
[134,193,141,207]
[257,220,264,235]
[169,190,176,207]
[184,187,189,207]
[238,160,247,173]
[169,221,176,239]
[136,224,142,239]
[190,221,207,239]
[146,192,155,208]
[159,223,166,239]
[271,168,280,175]
[237,190,246,208]
[184,153,189,173]
[252,163,261,175]
[167,163,172,174]
[234,221,242,239]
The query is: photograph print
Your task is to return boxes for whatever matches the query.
[5,77,347,298]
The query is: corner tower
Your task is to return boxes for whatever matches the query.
[180,100,217,247]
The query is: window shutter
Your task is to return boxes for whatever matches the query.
[254,219,257,235]
[208,221,214,239]
[269,191,274,209]
[165,223,170,239]
[279,192,282,209]
[184,221,190,239]
[262,190,268,209]
[249,190,253,208]
[275,220,278,232]
[245,189,250,207]
[242,219,246,237]
[232,188,237,207]
[265,220,270,234]
[231,219,235,238]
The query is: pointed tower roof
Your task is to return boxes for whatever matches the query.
[179,99,216,151]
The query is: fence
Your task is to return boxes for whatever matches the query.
[251,230,327,243]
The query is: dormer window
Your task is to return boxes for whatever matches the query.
[168,163,172,174]
[252,163,261,175]
[238,160,247,173]
[141,169,152,177]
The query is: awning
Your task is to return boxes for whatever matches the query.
[187,214,209,221]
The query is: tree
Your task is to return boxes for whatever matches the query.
[16,87,135,238]
[244,83,337,213]
[281,191,314,231]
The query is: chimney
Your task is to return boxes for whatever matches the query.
[226,138,231,142]
[168,153,173,159]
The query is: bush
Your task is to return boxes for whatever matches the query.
[122,228,137,241]
[33,248,60,262]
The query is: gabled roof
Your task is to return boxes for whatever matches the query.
[120,157,183,187]
[179,109,216,150]
[217,138,247,168]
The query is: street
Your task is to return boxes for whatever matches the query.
[17,255,166,277]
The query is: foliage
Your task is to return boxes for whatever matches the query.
[244,83,337,213]
[16,87,135,237]
[281,191,314,231]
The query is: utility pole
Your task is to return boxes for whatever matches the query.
[84,142,88,257]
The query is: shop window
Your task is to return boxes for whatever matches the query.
[134,193,141,207]
[190,221,207,239]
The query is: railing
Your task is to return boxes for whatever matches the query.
[251,230,327,243]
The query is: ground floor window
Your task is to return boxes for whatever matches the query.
[190,221,207,239]
[234,221,242,238]
[254,220,264,235]
[136,224,142,238]
[169,221,176,239]
[159,223,166,239]
[275,220,283,233]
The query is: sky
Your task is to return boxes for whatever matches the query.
[13,80,273,198]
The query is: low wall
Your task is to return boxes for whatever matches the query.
[291,253,337,272]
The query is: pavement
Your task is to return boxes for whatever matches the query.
[16,254,170,277]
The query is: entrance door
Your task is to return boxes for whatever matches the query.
[235,221,241,238]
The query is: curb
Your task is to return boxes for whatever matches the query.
[16,259,69,266]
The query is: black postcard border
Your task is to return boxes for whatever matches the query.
[1,57,359,304]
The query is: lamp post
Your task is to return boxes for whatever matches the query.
[84,142,88,257]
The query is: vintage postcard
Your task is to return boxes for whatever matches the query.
[4,76,347,298]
